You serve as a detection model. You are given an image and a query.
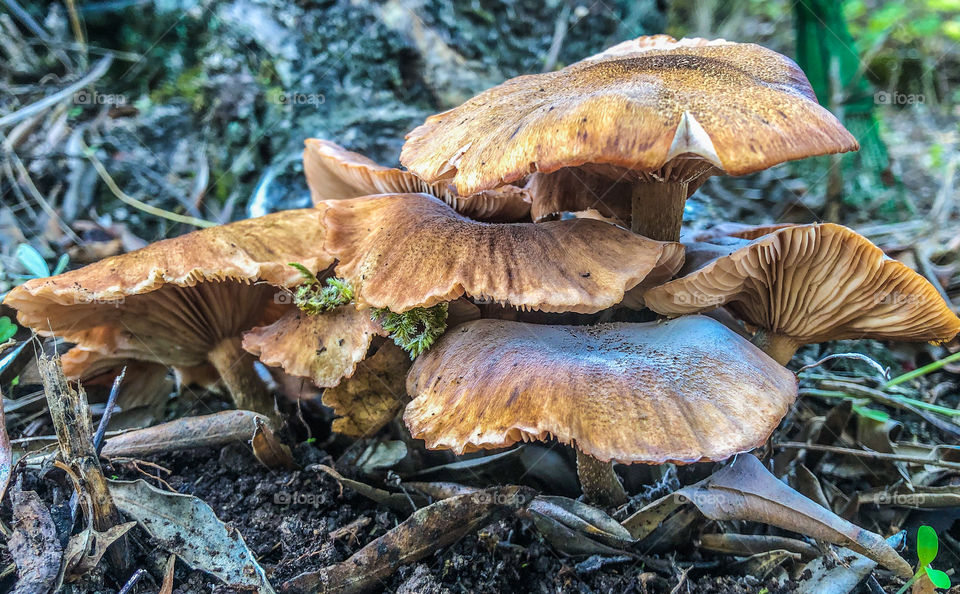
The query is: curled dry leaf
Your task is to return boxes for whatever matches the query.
[102,410,269,458]
[243,305,384,389]
[674,455,912,578]
[60,521,137,583]
[108,479,275,593]
[311,464,426,513]
[322,342,410,437]
[251,417,297,470]
[282,486,534,594]
[526,496,634,557]
[8,489,62,594]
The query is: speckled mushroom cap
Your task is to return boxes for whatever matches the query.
[404,316,797,464]
[322,193,684,313]
[644,223,960,345]
[4,209,333,368]
[401,35,857,210]
[304,138,530,222]
[242,305,384,388]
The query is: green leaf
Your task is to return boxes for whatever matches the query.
[288,262,318,285]
[0,317,16,342]
[918,525,939,566]
[16,244,50,278]
[925,567,951,589]
[853,405,889,422]
[52,253,70,275]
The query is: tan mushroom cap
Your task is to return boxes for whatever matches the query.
[4,208,333,368]
[404,316,797,464]
[401,35,857,196]
[61,346,173,411]
[242,305,384,388]
[644,223,960,345]
[323,193,684,313]
[688,222,797,242]
[304,138,530,222]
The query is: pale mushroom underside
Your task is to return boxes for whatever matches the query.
[645,223,960,344]
[322,193,684,314]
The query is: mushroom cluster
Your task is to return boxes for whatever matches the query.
[6,35,959,505]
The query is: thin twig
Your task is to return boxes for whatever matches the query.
[774,441,960,471]
[0,54,111,129]
[93,366,125,455]
[80,138,216,228]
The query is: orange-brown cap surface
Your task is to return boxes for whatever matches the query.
[322,341,410,437]
[242,305,384,388]
[4,208,333,368]
[401,35,858,196]
[323,193,684,313]
[645,224,960,345]
[404,316,797,464]
[304,138,530,222]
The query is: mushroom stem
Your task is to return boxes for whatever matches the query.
[630,182,689,241]
[576,450,628,507]
[751,330,800,366]
[208,336,277,420]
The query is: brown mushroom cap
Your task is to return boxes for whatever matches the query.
[304,138,530,222]
[61,346,173,411]
[404,316,797,464]
[242,305,384,388]
[644,223,960,345]
[401,35,857,196]
[321,341,410,437]
[4,208,333,369]
[323,193,684,313]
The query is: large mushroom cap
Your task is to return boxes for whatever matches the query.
[644,223,960,345]
[4,208,333,368]
[304,138,530,222]
[242,305,384,388]
[323,193,684,313]
[401,35,858,196]
[404,316,797,464]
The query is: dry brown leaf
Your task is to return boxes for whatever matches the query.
[676,455,912,578]
[251,418,297,470]
[8,489,62,594]
[282,486,533,594]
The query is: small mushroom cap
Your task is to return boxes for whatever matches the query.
[401,35,857,196]
[242,305,384,388]
[4,209,333,367]
[645,223,960,345]
[304,138,530,222]
[323,193,684,313]
[61,346,173,410]
[404,316,797,464]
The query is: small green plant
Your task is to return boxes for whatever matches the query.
[288,264,354,314]
[372,304,448,359]
[0,316,17,343]
[16,244,69,280]
[895,525,951,593]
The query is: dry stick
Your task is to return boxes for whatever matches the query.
[774,441,960,472]
[38,354,131,575]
